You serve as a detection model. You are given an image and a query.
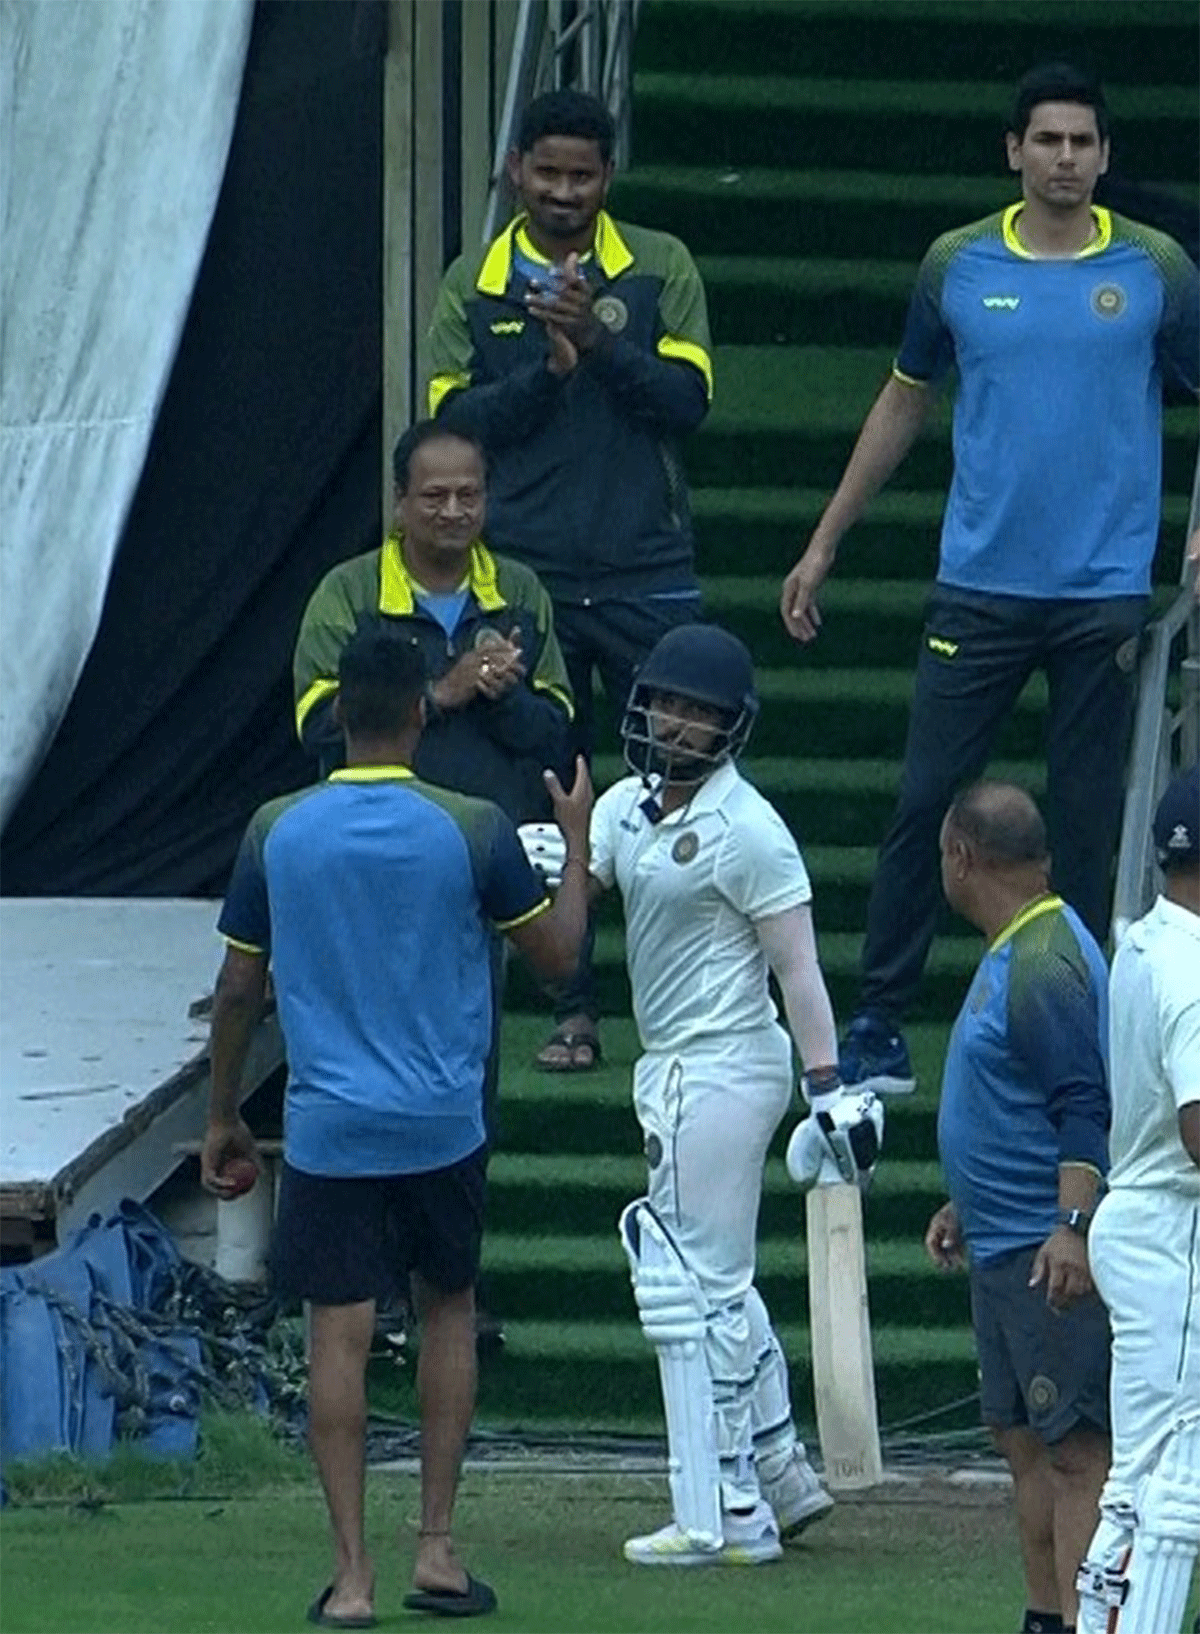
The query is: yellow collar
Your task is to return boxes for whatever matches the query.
[477,209,634,295]
[990,893,1063,952]
[379,534,507,616]
[1002,203,1111,260]
[513,223,595,271]
[329,766,415,783]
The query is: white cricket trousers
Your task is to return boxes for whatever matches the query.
[1088,1187,1200,1509]
[633,1025,792,1306]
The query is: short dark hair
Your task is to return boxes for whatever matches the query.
[337,625,426,737]
[1010,62,1109,143]
[946,781,1049,868]
[392,420,486,492]
[516,88,615,165]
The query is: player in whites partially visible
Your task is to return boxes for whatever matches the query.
[1076,765,1200,1634]
[522,623,882,1564]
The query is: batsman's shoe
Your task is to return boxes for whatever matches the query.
[764,1457,835,1541]
[623,1503,782,1567]
[623,1521,723,1567]
[838,1012,916,1096]
[721,1501,784,1564]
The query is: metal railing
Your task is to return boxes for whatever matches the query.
[1110,456,1200,944]
[482,0,641,243]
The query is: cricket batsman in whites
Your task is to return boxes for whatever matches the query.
[521,623,884,1563]
[1076,765,1200,1634]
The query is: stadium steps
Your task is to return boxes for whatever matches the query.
[694,491,1191,587]
[486,0,1198,1445]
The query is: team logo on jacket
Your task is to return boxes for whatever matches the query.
[594,295,628,334]
[1027,1375,1058,1414]
[490,318,525,335]
[672,832,699,864]
[1090,283,1126,320]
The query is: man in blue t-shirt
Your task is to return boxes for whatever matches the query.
[779,61,1199,1094]
[201,628,592,1624]
[925,781,1111,1634]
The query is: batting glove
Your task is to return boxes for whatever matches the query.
[517,821,567,888]
[786,1088,884,1191]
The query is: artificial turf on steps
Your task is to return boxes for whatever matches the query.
[482,0,1198,1449]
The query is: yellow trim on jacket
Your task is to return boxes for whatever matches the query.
[378,534,508,617]
[477,210,636,295]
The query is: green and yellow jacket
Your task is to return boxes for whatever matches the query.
[426,211,712,605]
[294,536,573,822]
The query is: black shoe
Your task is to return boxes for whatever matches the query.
[838,1012,916,1095]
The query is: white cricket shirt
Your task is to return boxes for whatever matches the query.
[1107,895,1200,1196]
[590,762,811,1053]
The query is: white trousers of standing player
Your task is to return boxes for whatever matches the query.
[1076,1187,1200,1634]
[634,1024,804,1512]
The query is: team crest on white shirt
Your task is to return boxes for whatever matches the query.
[671,832,699,864]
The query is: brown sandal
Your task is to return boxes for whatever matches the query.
[534,1025,602,1073]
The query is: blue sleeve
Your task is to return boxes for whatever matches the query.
[895,244,956,384]
[216,818,271,952]
[1008,942,1110,1174]
[477,806,550,929]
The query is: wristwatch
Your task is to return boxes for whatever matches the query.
[1057,1207,1092,1237]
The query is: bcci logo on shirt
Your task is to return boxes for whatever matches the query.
[594,295,628,334]
[672,833,699,864]
[1090,283,1126,320]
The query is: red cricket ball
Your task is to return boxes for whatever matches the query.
[220,1156,260,1199]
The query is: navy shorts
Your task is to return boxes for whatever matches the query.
[970,1243,1111,1443]
[271,1144,487,1306]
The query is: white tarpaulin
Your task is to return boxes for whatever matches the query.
[0,0,253,827]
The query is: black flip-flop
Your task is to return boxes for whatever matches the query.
[534,1027,602,1073]
[306,1584,377,1628]
[402,1573,497,1618]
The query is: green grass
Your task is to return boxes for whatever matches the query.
[10,1453,1191,1634]
[0,1468,1030,1634]
[0,1412,306,1511]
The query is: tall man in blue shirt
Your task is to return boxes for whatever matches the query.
[201,629,592,1625]
[779,62,1199,1092]
[925,781,1112,1634]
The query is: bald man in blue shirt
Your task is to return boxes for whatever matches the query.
[925,780,1112,1634]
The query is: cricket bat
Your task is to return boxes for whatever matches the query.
[805,1180,884,1491]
